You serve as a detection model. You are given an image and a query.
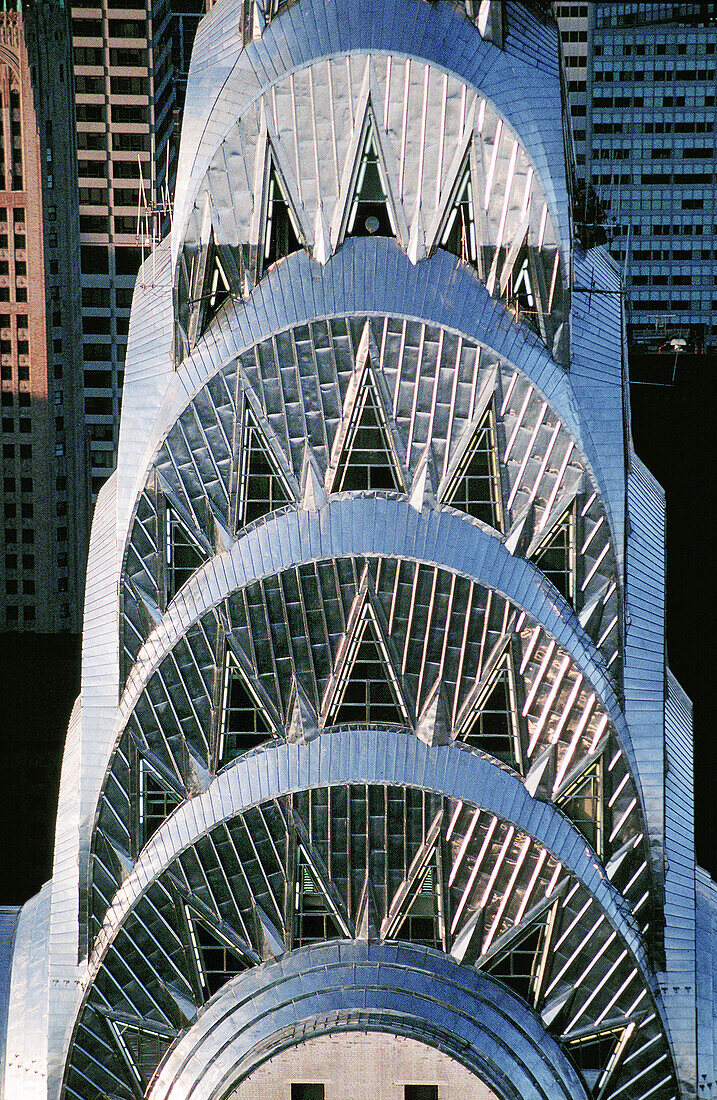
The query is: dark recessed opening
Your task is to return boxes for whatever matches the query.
[291,1085,324,1100]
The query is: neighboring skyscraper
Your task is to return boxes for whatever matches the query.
[169,0,207,116]
[557,1,717,353]
[1,2,715,1099]
[71,0,174,498]
[555,1,589,170]
[0,0,88,632]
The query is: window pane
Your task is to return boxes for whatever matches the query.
[405,1087,439,1100]
[291,1085,324,1100]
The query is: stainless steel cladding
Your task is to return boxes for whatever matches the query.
[1,3,712,1100]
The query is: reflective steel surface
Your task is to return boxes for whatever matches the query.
[0,2,713,1099]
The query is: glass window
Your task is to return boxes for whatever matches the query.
[329,607,407,727]
[556,759,604,854]
[218,651,272,765]
[186,909,250,997]
[444,407,502,530]
[532,505,576,606]
[484,918,548,1003]
[165,506,207,600]
[346,122,395,239]
[332,368,403,493]
[396,860,441,949]
[293,851,341,947]
[440,165,477,265]
[139,760,180,843]
[291,1087,324,1100]
[236,406,290,527]
[460,654,520,768]
[264,160,300,268]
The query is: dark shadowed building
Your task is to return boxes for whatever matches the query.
[0,0,89,633]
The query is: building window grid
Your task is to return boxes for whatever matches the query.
[185,909,249,997]
[398,861,442,949]
[345,121,396,240]
[139,759,179,843]
[440,164,478,265]
[333,369,404,493]
[263,161,301,268]
[218,651,273,765]
[119,1026,167,1091]
[444,410,503,530]
[329,607,408,728]
[585,9,717,346]
[460,656,521,769]
[532,507,577,606]
[165,506,206,601]
[567,1027,625,1082]
[293,855,339,947]
[198,250,231,332]
[556,759,605,856]
[485,919,546,1002]
[73,10,172,497]
[236,406,290,528]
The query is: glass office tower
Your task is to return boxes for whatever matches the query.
[0,2,714,1098]
[557,1,717,354]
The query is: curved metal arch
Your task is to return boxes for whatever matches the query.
[121,305,620,673]
[178,52,564,333]
[174,0,570,274]
[67,734,683,1099]
[89,730,646,975]
[155,248,572,449]
[70,734,677,1100]
[123,244,623,588]
[96,537,646,942]
[147,941,590,1100]
[117,497,634,773]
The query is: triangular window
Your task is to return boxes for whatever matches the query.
[440,164,477,265]
[511,255,535,314]
[346,119,395,239]
[394,857,442,949]
[139,759,182,844]
[165,506,208,601]
[332,366,404,492]
[264,157,300,268]
[460,655,519,768]
[237,406,291,528]
[503,234,540,335]
[328,605,408,727]
[185,907,251,997]
[566,1027,625,1093]
[484,915,548,1003]
[444,408,502,528]
[532,505,576,605]
[293,848,343,946]
[201,245,231,332]
[105,1017,174,1093]
[556,759,603,855]
[218,651,273,765]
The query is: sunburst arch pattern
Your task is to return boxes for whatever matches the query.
[1,4,712,1100]
[59,4,688,1098]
